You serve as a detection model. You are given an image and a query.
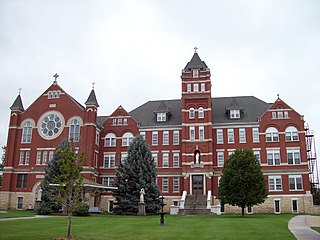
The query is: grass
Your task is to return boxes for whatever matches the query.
[312,227,320,233]
[0,213,296,240]
[0,210,36,218]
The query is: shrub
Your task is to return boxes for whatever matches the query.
[37,202,53,215]
[74,204,90,216]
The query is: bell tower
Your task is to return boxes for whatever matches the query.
[181,48,213,195]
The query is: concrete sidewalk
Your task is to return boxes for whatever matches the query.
[288,215,320,240]
[0,215,52,221]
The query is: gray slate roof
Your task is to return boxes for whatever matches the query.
[10,94,24,111]
[184,52,208,71]
[127,96,271,128]
[85,89,99,107]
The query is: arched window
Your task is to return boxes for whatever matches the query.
[105,133,116,147]
[266,127,279,142]
[22,121,32,143]
[285,126,299,141]
[189,108,195,119]
[68,118,81,142]
[122,132,133,146]
[198,107,204,118]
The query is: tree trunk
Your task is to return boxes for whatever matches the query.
[67,212,72,239]
[241,206,245,217]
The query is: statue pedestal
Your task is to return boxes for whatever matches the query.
[137,202,146,216]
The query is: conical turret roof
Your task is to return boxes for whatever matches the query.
[184,52,208,70]
[85,89,99,107]
[10,94,24,111]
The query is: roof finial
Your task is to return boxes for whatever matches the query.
[53,73,59,84]
[277,93,280,99]
[92,82,95,90]
[194,46,198,53]
[18,88,22,95]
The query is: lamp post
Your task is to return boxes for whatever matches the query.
[159,196,166,226]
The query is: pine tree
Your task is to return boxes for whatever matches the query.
[112,136,161,214]
[217,148,268,216]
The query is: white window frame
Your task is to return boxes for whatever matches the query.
[268,176,282,191]
[173,153,180,167]
[152,153,158,167]
[173,177,180,192]
[121,153,128,164]
[140,131,146,141]
[103,177,115,187]
[266,127,279,142]
[122,132,133,146]
[287,149,301,165]
[227,128,234,144]
[22,121,32,143]
[103,153,116,168]
[252,128,259,143]
[239,128,246,143]
[187,84,191,93]
[289,175,303,191]
[291,198,299,214]
[198,107,204,118]
[190,126,195,141]
[105,133,116,147]
[162,153,169,168]
[201,83,205,92]
[162,177,169,193]
[217,129,223,144]
[193,69,199,78]
[157,112,166,122]
[189,108,195,119]
[173,131,179,145]
[163,131,169,145]
[193,83,199,92]
[217,151,224,167]
[267,149,280,165]
[253,150,260,163]
[230,109,240,119]
[152,131,158,145]
[199,126,204,141]
[285,126,299,142]
[274,199,281,214]
[68,118,81,142]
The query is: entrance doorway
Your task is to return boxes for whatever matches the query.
[192,175,203,195]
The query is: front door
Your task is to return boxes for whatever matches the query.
[192,175,203,195]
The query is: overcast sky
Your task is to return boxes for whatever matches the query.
[0,0,319,157]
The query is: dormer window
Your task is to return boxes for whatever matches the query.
[157,112,166,122]
[230,109,240,119]
[193,69,199,78]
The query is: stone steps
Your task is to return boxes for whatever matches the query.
[179,195,210,215]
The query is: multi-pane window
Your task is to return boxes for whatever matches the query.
[189,108,195,119]
[152,131,158,145]
[230,109,240,119]
[103,154,115,168]
[140,131,146,141]
[163,131,169,145]
[162,153,169,168]
[268,176,282,191]
[253,150,260,163]
[193,83,199,92]
[173,153,180,167]
[16,174,27,188]
[201,83,205,92]
[199,126,204,141]
[36,149,54,165]
[152,153,158,167]
[266,127,279,142]
[122,132,133,146]
[68,118,81,142]
[162,177,169,192]
[157,113,166,122]
[103,177,114,187]
[19,150,30,165]
[193,69,198,78]
[198,107,204,118]
[105,133,116,147]
[285,126,299,141]
[121,153,128,164]
[95,130,100,145]
[217,151,224,167]
[22,121,32,143]
[217,129,223,144]
[173,131,179,145]
[36,151,42,165]
[187,84,191,93]
[274,200,281,214]
[173,177,180,192]
[190,126,195,141]
[287,149,301,164]
[17,197,23,209]
[252,128,260,143]
[267,149,280,165]
[227,129,234,143]
[289,175,303,190]
[239,128,246,143]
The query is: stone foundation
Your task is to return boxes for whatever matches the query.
[0,191,35,210]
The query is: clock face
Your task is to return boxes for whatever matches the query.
[38,112,64,139]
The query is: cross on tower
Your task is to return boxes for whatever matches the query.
[92,82,95,90]
[53,73,59,82]
[18,88,22,95]
[194,46,198,53]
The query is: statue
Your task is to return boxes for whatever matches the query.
[36,188,42,201]
[140,188,145,203]
[195,152,200,164]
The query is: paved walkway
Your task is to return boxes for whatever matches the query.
[288,215,320,240]
[0,215,52,221]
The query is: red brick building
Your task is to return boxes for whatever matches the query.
[1,51,319,214]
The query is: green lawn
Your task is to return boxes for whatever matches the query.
[312,227,320,233]
[0,210,36,218]
[0,214,295,240]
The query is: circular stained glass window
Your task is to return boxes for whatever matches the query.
[39,112,63,139]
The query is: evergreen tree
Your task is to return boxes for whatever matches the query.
[112,136,161,214]
[217,149,268,216]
